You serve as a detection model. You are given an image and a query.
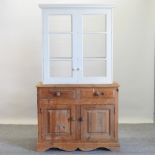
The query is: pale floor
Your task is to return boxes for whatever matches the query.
[0,124,155,155]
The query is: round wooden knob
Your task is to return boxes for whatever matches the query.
[94,91,104,96]
[78,117,84,122]
[54,91,61,97]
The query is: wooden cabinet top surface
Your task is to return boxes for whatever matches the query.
[36,82,119,88]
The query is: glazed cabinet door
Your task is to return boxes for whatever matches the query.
[40,102,76,142]
[42,8,113,84]
[43,13,77,84]
[81,104,115,141]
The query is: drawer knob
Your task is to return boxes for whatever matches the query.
[94,91,104,96]
[54,91,61,97]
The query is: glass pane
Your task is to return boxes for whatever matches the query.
[49,34,72,58]
[50,60,72,77]
[48,15,71,33]
[83,15,106,32]
[83,34,106,58]
[83,59,106,77]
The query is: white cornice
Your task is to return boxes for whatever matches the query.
[39,4,114,9]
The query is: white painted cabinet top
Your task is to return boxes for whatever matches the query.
[40,4,113,84]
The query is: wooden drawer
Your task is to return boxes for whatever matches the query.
[38,88,76,99]
[79,88,116,98]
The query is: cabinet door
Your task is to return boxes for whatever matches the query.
[41,103,76,141]
[42,9,112,84]
[43,14,78,84]
[77,10,112,84]
[81,104,115,141]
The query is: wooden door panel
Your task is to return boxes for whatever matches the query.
[41,104,76,141]
[87,109,109,133]
[47,109,70,134]
[81,104,115,141]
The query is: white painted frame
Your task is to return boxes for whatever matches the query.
[40,4,113,84]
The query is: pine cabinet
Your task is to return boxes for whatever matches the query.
[37,4,119,152]
[36,83,119,151]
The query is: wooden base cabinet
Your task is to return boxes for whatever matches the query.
[36,83,120,151]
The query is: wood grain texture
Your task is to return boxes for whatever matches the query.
[36,142,120,151]
[37,83,119,151]
[81,104,115,141]
[41,104,76,141]
[36,82,120,88]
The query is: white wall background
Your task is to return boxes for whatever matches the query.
[0,0,154,124]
